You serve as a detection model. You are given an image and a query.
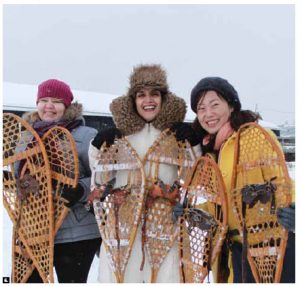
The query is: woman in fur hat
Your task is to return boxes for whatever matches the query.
[88,64,201,283]
[24,79,101,283]
[189,76,295,283]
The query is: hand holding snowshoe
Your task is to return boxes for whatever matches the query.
[85,178,116,213]
[170,122,199,146]
[61,183,84,208]
[91,128,122,149]
[172,197,188,223]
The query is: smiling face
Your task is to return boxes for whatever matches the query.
[197,90,233,135]
[37,97,66,122]
[135,87,162,122]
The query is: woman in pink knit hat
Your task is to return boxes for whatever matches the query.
[23,79,101,283]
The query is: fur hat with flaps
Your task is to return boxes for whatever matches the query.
[127,64,169,98]
[110,64,186,135]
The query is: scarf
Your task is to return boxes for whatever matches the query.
[32,119,82,137]
[202,121,234,151]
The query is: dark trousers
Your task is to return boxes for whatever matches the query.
[231,232,295,283]
[27,238,101,283]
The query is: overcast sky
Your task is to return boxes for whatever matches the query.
[3,4,295,125]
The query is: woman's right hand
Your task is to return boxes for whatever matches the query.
[86,186,105,206]
[85,186,105,214]
[170,122,200,146]
[91,128,122,149]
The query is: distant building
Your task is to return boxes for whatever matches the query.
[278,124,295,162]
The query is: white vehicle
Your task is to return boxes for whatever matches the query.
[3,81,118,131]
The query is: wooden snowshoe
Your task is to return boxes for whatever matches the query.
[11,125,79,282]
[178,156,228,283]
[3,113,54,283]
[231,122,292,283]
[91,137,145,283]
[142,128,197,282]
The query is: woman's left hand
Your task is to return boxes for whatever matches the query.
[61,183,84,208]
[277,203,295,232]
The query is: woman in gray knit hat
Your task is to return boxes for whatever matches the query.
[88,64,201,283]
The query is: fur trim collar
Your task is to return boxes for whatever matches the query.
[110,93,187,135]
[22,102,84,125]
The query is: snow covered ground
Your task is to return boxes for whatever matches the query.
[2,163,295,282]
[2,209,99,283]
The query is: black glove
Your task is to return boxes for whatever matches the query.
[277,203,295,232]
[170,122,200,146]
[172,197,188,223]
[172,202,184,223]
[61,183,84,208]
[91,128,122,149]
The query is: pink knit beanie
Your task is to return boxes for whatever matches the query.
[37,79,74,107]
